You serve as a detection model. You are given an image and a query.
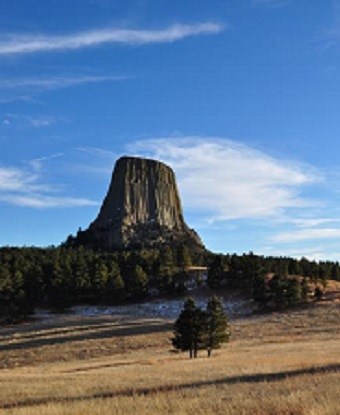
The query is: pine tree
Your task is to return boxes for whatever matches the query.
[331,263,340,281]
[252,275,268,305]
[286,278,301,307]
[108,261,125,302]
[177,244,192,269]
[207,255,224,288]
[130,265,148,300]
[172,298,205,358]
[92,260,109,300]
[204,296,230,357]
[268,274,288,309]
[301,277,309,302]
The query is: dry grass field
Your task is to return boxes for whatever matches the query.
[0,286,339,415]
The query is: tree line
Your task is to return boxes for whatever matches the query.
[0,244,200,322]
[1,245,339,322]
[207,252,337,309]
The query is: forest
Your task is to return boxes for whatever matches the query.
[0,243,339,323]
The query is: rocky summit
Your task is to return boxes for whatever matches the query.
[72,156,204,250]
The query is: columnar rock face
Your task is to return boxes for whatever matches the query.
[76,156,204,250]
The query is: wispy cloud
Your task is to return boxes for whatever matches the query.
[1,113,59,128]
[29,116,56,127]
[0,194,97,209]
[271,227,340,243]
[284,217,340,228]
[128,137,319,222]
[261,245,337,261]
[0,75,124,103]
[0,75,124,91]
[0,23,223,55]
[0,164,97,209]
[0,167,37,192]
[29,153,64,172]
[73,147,118,175]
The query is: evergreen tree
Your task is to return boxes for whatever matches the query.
[331,263,340,281]
[177,244,192,269]
[129,265,148,300]
[314,286,323,300]
[286,278,301,307]
[157,246,175,292]
[268,274,288,309]
[301,277,309,302]
[207,255,224,288]
[92,260,109,300]
[252,275,268,305]
[108,261,125,302]
[204,296,230,357]
[172,298,205,358]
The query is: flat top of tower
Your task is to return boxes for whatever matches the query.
[116,155,172,171]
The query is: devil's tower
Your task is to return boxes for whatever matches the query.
[73,156,204,250]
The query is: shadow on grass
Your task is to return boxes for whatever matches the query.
[0,321,173,352]
[1,363,339,410]
[0,319,164,345]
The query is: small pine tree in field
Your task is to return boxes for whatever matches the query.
[172,298,205,358]
[172,297,230,358]
[205,296,230,357]
[314,286,323,300]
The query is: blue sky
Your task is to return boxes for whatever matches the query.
[1,0,340,260]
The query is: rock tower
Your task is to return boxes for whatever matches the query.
[73,156,203,250]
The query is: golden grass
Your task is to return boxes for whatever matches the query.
[0,303,339,415]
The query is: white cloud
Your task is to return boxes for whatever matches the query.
[0,164,97,209]
[0,167,37,192]
[29,116,56,127]
[0,194,97,209]
[285,218,340,228]
[128,137,319,222]
[29,153,64,172]
[1,113,59,129]
[0,76,124,103]
[0,75,124,91]
[261,245,336,261]
[0,23,223,55]
[272,228,340,243]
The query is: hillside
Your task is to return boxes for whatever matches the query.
[0,285,339,414]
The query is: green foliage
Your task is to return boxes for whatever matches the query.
[172,298,206,358]
[301,277,309,302]
[266,275,303,310]
[204,296,230,357]
[128,265,149,300]
[172,297,230,358]
[314,286,324,300]
[207,255,224,288]
[107,261,125,302]
[331,263,340,281]
[176,244,192,269]
[252,275,268,304]
[286,278,302,307]
[0,243,338,323]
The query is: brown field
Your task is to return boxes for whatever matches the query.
[0,287,339,415]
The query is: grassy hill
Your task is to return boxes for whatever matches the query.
[0,283,339,415]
